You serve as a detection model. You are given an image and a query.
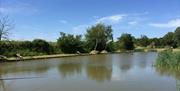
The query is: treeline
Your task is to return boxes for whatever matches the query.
[0,39,59,57]
[0,23,180,57]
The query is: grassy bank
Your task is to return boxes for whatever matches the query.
[155,49,180,69]
[1,48,179,62]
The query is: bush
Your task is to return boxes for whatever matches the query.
[117,33,134,50]
[57,32,85,53]
[32,39,54,54]
[156,49,180,68]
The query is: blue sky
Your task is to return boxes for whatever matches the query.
[0,0,180,41]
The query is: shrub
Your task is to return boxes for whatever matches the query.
[156,49,180,68]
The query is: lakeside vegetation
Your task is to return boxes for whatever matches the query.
[155,49,180,69]
[0,22,180,57]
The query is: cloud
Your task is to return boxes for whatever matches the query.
[128,21,138,25]
[71,13,149,36]
[149,19,180,28]
[96,14,126,24]
[72,24,89,35]
[59,20,68,24]
[0,2,38,15]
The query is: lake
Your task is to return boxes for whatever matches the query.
[0,52,179,91]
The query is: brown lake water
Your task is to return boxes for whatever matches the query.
[0,52,180,91]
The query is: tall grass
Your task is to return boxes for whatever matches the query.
[155,49,180,69]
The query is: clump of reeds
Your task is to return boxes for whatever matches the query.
[155,49,180,69]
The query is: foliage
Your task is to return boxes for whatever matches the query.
[85,23,113,51]
[117,33,134,50]
[32,39,54,54]
[106,41,117,52]
[0,39,55,57]
[156,49,180,68]
[149,38,163,48]
[174,27,180,47]
[57,32,85,53]
[136,35,150,47]
[0,24,180,57]
[162,32,177,48]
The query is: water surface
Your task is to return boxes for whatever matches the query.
[0,52,179,91]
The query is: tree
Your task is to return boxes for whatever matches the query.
[174,27,180,47]
[150,38,162,47]
[137,35,150,47]
[32,39,53,54]
[117,33,134,50]
[85,23,113,51]
[57,32,84,53]
[0,15,14,41]
[163,32,176,47]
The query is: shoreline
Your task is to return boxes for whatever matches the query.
[1,48,180,62]
[3,53,90,62]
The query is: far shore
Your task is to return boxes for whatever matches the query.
[1,48,180,62]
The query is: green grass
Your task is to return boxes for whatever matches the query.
[155,49,180,69]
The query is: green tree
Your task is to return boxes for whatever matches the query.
[163,32,176,47]
[174,27,180,47]
[117,33,134,50]
[105,41,116,52]
[137,35,150,47]
[32,39,53,54]
[85,23,113,51]
[57,32,84,53]
[150,38,163,47]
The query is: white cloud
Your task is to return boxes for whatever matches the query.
[149,19,180,28]
[96,14,126,24]
[0,2,38,15]
[72,24,89,35]
[128,21,138,25]
[59,20,68,24]
[71,13,149,35]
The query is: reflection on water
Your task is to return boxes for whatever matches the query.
[0,61,50,76]
[0,78,6,91]
[155,67,180,80]
[0,52,179,91]
[177,80,180,91]
[58,62,82,78]
[118,53,133,73]
[86,64,112,82]
[155,67,180,91]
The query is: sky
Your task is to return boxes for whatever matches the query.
[0,0,180,41]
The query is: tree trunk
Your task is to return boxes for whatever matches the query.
[94,39,98,50]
